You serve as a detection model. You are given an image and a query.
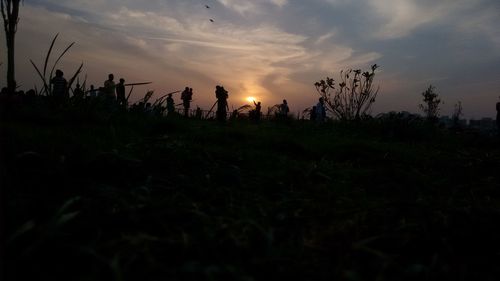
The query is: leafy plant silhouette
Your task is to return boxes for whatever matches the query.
[314,64,379,120]
[419,85,442,122]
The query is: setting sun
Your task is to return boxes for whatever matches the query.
[246,96,256,103]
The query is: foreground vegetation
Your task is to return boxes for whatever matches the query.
[2,102,500,281]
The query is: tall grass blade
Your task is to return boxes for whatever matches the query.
[237,104,252,112]
[81,74,88,92]
[43,33,59,78]
[57,211,80,225]
[56,196,81,215]
[8,220,35,243]
[49,42,75,83]
[143,90,154,103]
[30,59,50,96]
[67,62,84,91]
[126,86,134,102]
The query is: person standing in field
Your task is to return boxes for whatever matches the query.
[252,100,262,122]
[87,85,98,98]
[195,106,202,119]
[50,69,68,102]
[315,97,326,122]
[279,99,289,117]
[181,87,193,117]
[310,106,317,121]
[166,93,175,117]
[73,83,84,100]
[216,85,229,122]
[103,74,116,101]
[116,78,126,107]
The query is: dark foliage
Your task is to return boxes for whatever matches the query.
[2,99,500,281]
[419,85,442,122]
[314,64,379,120]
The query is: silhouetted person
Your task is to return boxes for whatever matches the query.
[195,106,202,119]
[50,69,68,101]
[181,87,193,117]
[251,100,262,121]
[166,93,175,116]
[315,97,326,122]
[116,78,126,107]
[280,99,289,117]
[88,85,98,98]
[216,85,228,122]
[310,106,317,121]
[103,74,116,101]
[496,97,500,134]
[73,83,84,100]
[254,101,261,113]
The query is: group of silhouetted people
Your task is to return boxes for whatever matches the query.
[5,69,500,134]
[48,70,129,108]
[101,73,127,107]
[160,86,194,117]
[12,67,294,122]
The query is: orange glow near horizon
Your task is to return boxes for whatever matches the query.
[246,96,256,103]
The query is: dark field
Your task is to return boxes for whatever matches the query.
[2,104,500,281]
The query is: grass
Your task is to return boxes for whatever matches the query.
[2,101,500,281]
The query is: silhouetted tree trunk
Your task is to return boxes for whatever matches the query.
[1,0,21,93]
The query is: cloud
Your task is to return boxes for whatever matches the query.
[315,31,336,45]
[216,0,258,15]
[371,0,500,41]
[456,6,500,48]
[216,0,288,15]
[322,0,489,39]
[270,0,288,8]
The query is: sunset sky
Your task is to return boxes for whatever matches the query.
[1,0,500,118]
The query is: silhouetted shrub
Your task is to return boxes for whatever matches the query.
[419,85,442,123]
[314,64,379,120]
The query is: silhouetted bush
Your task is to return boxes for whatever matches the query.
[314,64,379,120]
[419,85,442,123]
